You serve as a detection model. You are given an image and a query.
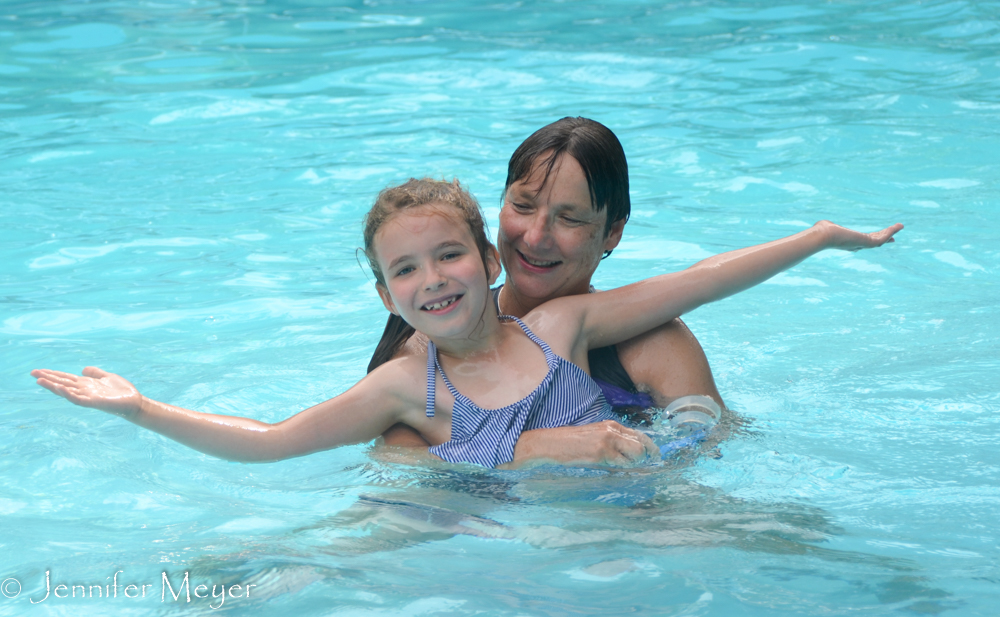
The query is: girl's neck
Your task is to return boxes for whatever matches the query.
[425,301,506,359]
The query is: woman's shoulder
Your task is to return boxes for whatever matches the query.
[614,317,723,407]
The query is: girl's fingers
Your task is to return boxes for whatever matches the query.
[41,372,81,387]
[33,369,82,384]
[37,374,83,396]
[82,366,107,378]
[37,378,69,398]
[36,377,62,391]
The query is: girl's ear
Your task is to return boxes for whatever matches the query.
[376,284,398,315]
[485,245,502,285]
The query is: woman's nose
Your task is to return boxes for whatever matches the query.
[522,213,552,248]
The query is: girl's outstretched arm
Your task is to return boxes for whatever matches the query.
[561,221,903,351]
[31,364,420,462]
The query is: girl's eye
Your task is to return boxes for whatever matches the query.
[442,252,461,261]
[395,266,414,277]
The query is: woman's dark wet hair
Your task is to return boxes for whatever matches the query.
[505,117,630,256]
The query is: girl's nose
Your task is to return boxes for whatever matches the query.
[424,266,447,291]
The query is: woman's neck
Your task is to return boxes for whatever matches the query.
[498,280,592,318]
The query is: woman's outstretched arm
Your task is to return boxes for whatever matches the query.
[569,221,903,351]
[31,365,418,462]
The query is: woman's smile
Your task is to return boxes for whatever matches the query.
[514,249,562,271]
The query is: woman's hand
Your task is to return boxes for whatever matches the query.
[818,221,904,251]
[31,367,142,419]
[504,421,659,469]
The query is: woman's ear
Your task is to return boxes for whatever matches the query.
[603,217,625,254]
[376,284,398,315]
[485,245,502,285]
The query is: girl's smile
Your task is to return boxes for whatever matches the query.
[421,293,463,313]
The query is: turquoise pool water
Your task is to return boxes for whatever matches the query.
[2,1,999,614]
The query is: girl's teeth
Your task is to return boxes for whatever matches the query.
[425,297,457,310]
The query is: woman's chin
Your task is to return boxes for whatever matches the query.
[506,266,580,298]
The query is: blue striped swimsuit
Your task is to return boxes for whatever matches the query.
[426,316,619,468]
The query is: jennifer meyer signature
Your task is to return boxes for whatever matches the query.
[2,570,255,609]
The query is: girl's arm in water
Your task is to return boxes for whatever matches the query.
[534,221,903,355]
[30,362,426,463]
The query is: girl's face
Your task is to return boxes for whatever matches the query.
[374,204,500,341]
[498,153,624,304]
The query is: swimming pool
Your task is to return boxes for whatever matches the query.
[2,0,998,614]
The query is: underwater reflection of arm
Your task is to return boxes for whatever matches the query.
[31,365,417,463]
[574,221,903,351]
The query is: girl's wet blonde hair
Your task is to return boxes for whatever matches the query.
[363,178,494,286]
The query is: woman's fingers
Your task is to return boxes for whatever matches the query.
[829,222,904,251]
[641,433,660,460]
[872,223,904,246]
[612,425,658,465]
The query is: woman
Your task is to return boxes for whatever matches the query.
[371,117,723,466]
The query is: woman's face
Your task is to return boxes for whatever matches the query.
[498,152,624,304]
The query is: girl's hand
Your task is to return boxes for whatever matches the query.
[31,367,142,419]
[818,220,904,251]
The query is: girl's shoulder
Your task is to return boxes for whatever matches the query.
[519,296,587,358]
[362,352,428,406]
[521,294,587,331]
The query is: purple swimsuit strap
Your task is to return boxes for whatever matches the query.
[593,379,655,409]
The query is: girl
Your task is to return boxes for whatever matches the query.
[32,178,902,468]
